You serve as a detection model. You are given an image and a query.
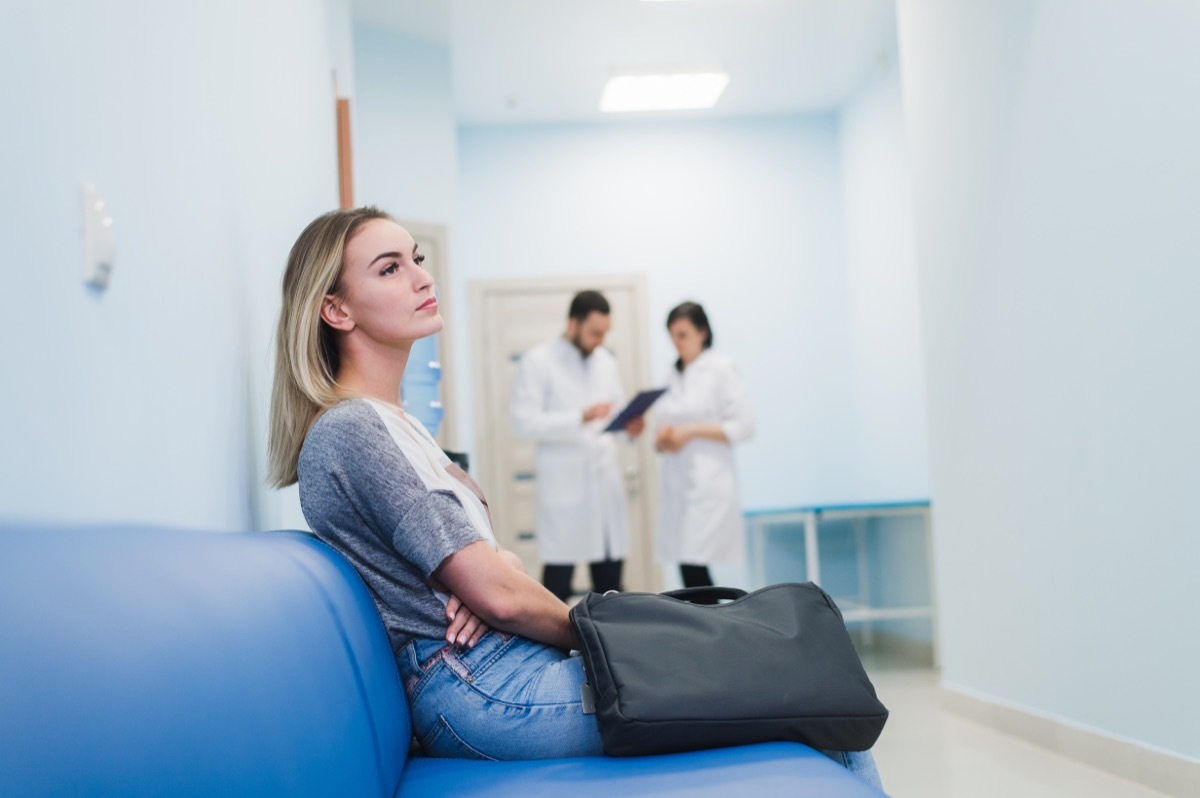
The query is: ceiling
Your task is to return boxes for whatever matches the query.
[350,0,898,125]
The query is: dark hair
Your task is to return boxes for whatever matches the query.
[666,301,713,372]
[568,290,610,321]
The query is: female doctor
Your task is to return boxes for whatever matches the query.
[654,301,754,588]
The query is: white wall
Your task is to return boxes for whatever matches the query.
[899,0,1200,759]
[454,118,866,509]
[0,0,351,531]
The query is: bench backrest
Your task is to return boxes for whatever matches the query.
[0,525,410,797]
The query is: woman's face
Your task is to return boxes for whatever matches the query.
[668,318,706,365]
[332,219,443,347]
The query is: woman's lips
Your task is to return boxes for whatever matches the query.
[418,297,438,311]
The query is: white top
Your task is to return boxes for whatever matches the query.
[364,397,495,550]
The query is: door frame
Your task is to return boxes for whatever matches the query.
[398,219,457,450]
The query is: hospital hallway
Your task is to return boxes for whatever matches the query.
[865,657,1172,797]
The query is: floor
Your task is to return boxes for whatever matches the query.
[865,663,1171,798]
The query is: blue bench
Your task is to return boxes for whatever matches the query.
[0,525,885,797]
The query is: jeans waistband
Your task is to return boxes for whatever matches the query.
[399,631,514,696]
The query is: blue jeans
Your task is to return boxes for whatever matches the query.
[399,631,603,760]
[398,631,882,789]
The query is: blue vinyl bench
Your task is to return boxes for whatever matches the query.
[0,524,885,797]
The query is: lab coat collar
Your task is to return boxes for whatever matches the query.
[682,347,714,372]
[555,333,591,362]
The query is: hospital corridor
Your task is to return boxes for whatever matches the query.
[2,1,1197,796]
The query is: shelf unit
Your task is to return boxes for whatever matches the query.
[745,501,936,654]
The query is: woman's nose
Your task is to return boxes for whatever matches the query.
[415,264,434,289]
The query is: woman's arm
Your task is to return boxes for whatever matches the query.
[496,547,527,573]
[714,357,755,443]
[442,546,527,647]
[656,422,728,452]
[434,541,577,651]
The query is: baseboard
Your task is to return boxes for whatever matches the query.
[941,683,1200,797]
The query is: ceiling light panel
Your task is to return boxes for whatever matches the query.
[599,71,730,112]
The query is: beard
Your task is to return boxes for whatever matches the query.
[570,329,595,357]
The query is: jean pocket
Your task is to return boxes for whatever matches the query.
[419,715,496,761]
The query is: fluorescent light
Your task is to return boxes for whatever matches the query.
[600,71,730,112]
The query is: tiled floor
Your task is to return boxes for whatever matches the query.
[866,665,1171,798]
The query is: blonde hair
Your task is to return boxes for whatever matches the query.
[267,206,393,487]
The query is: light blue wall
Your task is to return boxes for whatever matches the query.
[838,55,930,502]
[0,0,352,531]
[834,57,933,644]
[899,0,1200,759]
[350,26,461,451]
[454,118,869,509]
[353,26,458,223]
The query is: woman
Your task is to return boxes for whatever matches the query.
[268,207,593,760]
[266,207,880,784]
[654,302,753,589]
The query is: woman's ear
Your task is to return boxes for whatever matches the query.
[320,295,355,332]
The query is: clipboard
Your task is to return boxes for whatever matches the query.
[604,388,667,432]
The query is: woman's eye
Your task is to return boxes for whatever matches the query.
[414,253,426,265]
[382,262,399,275]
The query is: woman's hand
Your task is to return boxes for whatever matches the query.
[657,423,729,451]
[439,548,524,647]
[445,594,489,648]
[435,541,577,652]
[656,424,688,452]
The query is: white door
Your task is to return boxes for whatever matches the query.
[471,275,660,595]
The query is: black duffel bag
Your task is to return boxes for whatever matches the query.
[568,582,888,756]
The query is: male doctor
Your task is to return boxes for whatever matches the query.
[511,290,645,602]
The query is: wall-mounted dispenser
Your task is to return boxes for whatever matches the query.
[82,183,115,291]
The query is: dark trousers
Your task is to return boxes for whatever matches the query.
[542,559,623,602]
[679,563,713,588]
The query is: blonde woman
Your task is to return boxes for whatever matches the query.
[266,207,881,784]
[269,207,594,759]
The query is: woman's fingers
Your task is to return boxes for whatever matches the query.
[445,594,488,647]
[445,595,467,642]
[456,614,487,648]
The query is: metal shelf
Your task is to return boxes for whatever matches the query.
[836,601,934,624]
[746,501,936,654]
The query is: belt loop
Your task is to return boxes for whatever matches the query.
[399,641,419,673]
[439,646,475,684]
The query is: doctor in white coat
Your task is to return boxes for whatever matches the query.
[654,301,754,589]
[512,290,645,601]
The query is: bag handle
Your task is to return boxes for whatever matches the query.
[661,586,748,605]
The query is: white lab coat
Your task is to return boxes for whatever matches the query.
[511,336,630,564]
[654,350,754,564]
